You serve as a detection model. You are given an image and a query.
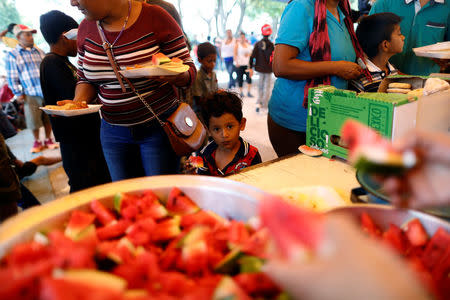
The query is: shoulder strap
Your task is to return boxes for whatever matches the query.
[96,21,127,93]
[95,21,164,126]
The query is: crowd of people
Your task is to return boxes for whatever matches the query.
[0,0,449,297]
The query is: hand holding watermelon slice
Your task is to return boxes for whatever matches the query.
[382,130,450,209]
[341,120,418,175]
[260,196,431,300]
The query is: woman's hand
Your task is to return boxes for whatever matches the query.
[332,61,362,80]
[263,215,430,300]
[148,70,190,87]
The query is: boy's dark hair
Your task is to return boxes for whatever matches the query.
[40,10,78,45]
[7,23,16,34]
[356,13,402,59]
[201,91,243,127]
[197,42,217,60]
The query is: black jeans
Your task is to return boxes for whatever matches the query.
[59,139,111,193]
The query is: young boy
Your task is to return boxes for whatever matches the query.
[350,13,405,93]
[192,42,218,112]
[192,91,262,176]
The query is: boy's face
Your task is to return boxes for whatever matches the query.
[199,54,217,73]
[386,24,405,54]
[208,113,246,151]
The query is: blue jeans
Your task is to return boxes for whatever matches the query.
[100,119,179,181]
[224,57,236,88]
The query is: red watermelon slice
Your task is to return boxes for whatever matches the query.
[166,188,200,215]
[64,210,96,240]
[340,120,417,174]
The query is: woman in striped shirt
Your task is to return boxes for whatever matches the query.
[70,0,196,181]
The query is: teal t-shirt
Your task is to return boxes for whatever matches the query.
[370,0,450,76]
[268,0,356,132]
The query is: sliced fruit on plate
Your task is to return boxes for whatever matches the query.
[260,195,324,260]
[64,210,96,240]
[212,276,251,300]
[152,53,172,65]
[97,220,131,240]
[298,145,323,157]
[181,210,228,230]
[340,120,417,174]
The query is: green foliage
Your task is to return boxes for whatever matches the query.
[0,0,21,33]
[247,0,286,19]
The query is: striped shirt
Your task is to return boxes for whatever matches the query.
[350,57,398,93]
[77,3,196,126]
[4,45,45,98]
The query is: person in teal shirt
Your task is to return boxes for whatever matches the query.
[370,0,450,75]
[268,0,363,157]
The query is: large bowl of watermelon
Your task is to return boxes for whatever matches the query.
[0,175,284,300]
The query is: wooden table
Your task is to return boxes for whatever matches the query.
[228,154,359,201]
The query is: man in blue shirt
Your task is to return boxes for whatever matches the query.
[5,24,57,153]
[370,0,450,75]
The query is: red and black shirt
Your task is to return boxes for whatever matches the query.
[197,138,262,176]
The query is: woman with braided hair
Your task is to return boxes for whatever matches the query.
[268,0,372,157]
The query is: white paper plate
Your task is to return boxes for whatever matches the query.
[413,42,450,59]
[40,104,102,117]
[120,64,189,78]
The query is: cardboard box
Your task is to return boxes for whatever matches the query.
[306,85,418,159]
[378,75,450,134]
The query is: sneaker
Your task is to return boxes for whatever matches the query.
[44,138,59,150]
[256,107,260,113]
[247,92,254,98]
[31,140,44,153]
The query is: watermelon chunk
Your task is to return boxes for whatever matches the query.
[152,53,171,65]
[212,276,251,300]
[360,212,382,238]
[97,220,131,240]
[64,210,96,240]
[260,195,324,259]
[166,188,200,215]
[422,228,450,271]
[6,241,50,267]
[178,227,210,276]
[181,210,228,230]
[152,216,182,242]
[90,200,116,226]
[228,221,251,249]
[233,273,280,297]
[405,219,428,247]
[188,155,204,169]
[113,252,159,289]
[382,224,409,255]
[40,277,123,300]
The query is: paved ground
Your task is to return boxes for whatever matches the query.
[5,70,277,203]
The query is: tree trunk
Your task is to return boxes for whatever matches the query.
[271,15,280,39]
[235,0,247,35]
